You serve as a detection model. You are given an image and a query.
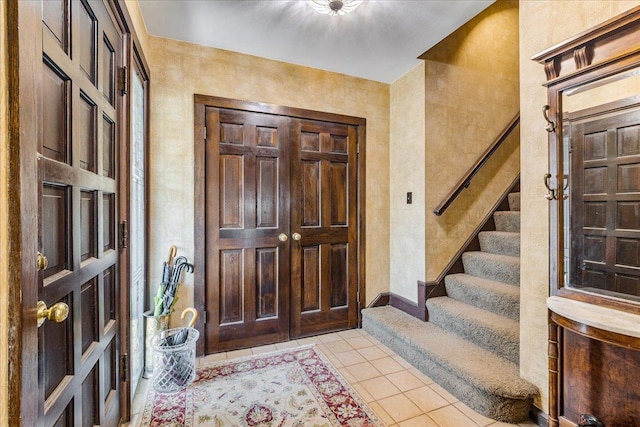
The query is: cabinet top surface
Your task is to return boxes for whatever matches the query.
[547,296,640,339]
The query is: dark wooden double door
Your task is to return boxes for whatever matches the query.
[203,105,361,352]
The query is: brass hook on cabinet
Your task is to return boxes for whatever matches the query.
[560,174,569,200]
[544,173,557,200]
[543,105,556,133]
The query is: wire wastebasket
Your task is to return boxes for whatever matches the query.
[150,327,199,393]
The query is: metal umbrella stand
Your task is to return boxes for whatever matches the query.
[151,308,199,394]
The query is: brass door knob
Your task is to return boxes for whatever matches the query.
[278,233,288,242]
[37,252,48,271]
[292,232,302,241]
[37,300,69,328]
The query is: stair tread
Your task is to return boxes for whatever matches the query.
[446,273,520,299]
[428,297,518,334]
[462,251,520,286]
[362,306,537,398]
[427,297,519,363]
[445,273,519,321]
[464,250,519,263]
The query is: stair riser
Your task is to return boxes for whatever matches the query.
[444,279,520,321]
[463,254,520,285]
[479,233,520,257]
[427,304,519,364]
[494,212,520,232]
[363,315,533,423]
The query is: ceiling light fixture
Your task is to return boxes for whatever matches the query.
[309,0,362,16]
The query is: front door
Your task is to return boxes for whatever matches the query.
[37,0,123,425]
[199,99,362,353]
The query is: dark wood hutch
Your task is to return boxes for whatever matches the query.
[532,6,640,427]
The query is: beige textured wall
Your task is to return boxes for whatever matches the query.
[0,0,9,423]
[519,0,640,412]
[145,37,390,317]
[422,0,520,283]
[389,63,426,302]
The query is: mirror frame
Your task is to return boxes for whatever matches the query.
[532,5,640,315]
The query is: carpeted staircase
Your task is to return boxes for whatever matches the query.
[362,192,538,423]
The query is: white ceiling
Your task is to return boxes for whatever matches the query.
[137,0,495,84]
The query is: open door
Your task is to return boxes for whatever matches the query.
[16,0,128,425]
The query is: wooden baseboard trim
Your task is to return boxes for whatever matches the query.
[530,406,549,427]
[367,283,427,321]
[388,281,426,321]
[367,292,390,308]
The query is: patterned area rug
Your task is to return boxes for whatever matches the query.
[140,345,383,426]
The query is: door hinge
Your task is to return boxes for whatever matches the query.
[119,66,128,95]
[204,126,207,140]
[120,220,128,248]
[356,143,360,154]
[202,310,207,323]
[120,353,129,382]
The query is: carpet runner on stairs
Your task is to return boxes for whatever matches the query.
[362,191,538,423]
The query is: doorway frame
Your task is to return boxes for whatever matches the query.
[7,0,150,424]
[192,94,367,356]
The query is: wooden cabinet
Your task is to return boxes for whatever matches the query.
[548,297,640,426]
[533,6,640,427]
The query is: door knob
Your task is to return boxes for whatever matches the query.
[292,232,302,241]
[37,252,48,271]
[37,300,69,328]
[278,233,288,242]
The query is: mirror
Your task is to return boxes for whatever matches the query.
[560,67,640,302]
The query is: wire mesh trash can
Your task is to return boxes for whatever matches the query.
[150,327,199,393]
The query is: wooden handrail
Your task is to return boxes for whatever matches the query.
[433,113,520,216]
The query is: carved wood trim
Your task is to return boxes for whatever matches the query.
[544,60,558,80]
[572,45,590,69]
[532,6,640,84]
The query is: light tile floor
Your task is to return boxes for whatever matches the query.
[129,328,539,427]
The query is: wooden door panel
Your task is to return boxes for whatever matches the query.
[42,61,70,163]
[37,1,123,425]
[43,0,68,50]
[219,155,244,228]
[205,107,290,352]
[77,1,96,84]
[42,300,72,399]
[256,247,278,319]
[42,185,70,278]
[329,162,348,226]
[330,243,349,308]
[256,157,278,228]
[301,161,321,226]
[302,246,320,311]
